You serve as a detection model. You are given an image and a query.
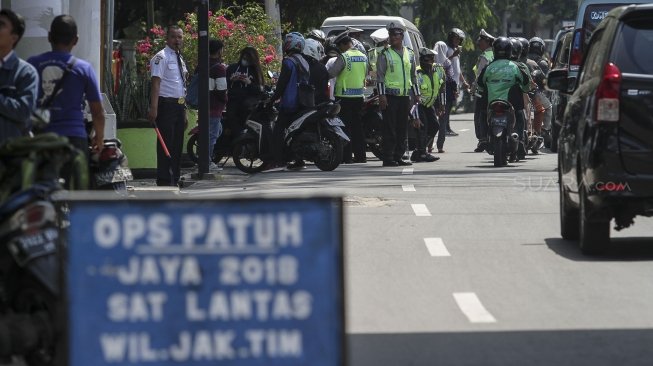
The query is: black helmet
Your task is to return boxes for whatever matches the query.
[531,69,545,87]
[306,29,326,44]
[509,38,522,61]
[493,37,512,60]
[517,37,529,59]
[529,37,545,56]
[324,36,339,57]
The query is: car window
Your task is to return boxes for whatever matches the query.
[612,19,653,74]
[553,33,572,69]
[583,4,619,44]
[579,30,607,83]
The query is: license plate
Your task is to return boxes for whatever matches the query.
[491,117,508,127]
[326,117,345,127]
[9,228,58,266]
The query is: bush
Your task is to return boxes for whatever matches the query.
[135,3,280,76]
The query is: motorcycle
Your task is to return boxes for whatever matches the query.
[361,92,383,159]
[0,133,87,365]
[232,98,349,173]
[486,100,519,167]
[89,139,133,193]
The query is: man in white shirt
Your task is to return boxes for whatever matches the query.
[445,27,469,136]
[148,25,188,186]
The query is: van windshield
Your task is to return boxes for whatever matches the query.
[325,29,413,50]
[612,19,653,74]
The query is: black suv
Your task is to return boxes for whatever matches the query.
[547,4,653,254]
[548,28,573,152]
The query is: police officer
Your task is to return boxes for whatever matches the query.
[472,29,495,152]
[367,27,389,85]
[148,25,188,186]
[328,30,368,163]
[411,47,442,162]
[376,22,420,167]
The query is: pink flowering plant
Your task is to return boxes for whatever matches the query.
[135,3,280,78]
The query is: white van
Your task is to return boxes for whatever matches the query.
[320,16,426,54]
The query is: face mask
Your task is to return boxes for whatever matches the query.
[240,59,249,67]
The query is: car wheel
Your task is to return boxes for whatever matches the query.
[578,186,610,255]
[559,166,579,240]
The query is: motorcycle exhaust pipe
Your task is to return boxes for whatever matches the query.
[510,133,519,141]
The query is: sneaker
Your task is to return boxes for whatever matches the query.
[446,130,459,136]
[286,160,306,170]
[396,160,413,166]
[410,150,422,162]
[209,162,222,171]
[437,149,445,153]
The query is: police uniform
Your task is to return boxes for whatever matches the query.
[376,42,419,165]
[150,46,187,186]
[328,45,368,163]
[414,63,444,160]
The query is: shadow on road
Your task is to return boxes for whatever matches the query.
[348,328,653,366]
[545,237,653,261]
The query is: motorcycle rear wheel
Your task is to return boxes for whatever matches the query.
[314,132,343,171]
[493,137,507,167]
[186,134,223,164]
[232,138,265,173]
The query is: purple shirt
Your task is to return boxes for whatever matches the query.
[28,51,101,138]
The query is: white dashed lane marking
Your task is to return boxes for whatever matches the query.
[402,184,416,192]
[424,238,450,257]
[402,168,414,175]
[453,292,497,323]
[411,204,431,216]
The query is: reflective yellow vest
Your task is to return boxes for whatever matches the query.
[417,65,443,108]
[383,47,413,96]
[335,49,367,97]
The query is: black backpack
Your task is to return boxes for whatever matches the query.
[289,54,315,108]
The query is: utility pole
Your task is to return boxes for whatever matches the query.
[264,0,283,57]
[196,0,210,177]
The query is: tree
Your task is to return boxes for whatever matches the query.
[278,0,371,31]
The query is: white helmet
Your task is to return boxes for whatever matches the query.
[303,38,325,61]
[370,28,389,44]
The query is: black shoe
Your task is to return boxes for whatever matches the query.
[396,160,413,166]
[422,153,440,162]
[474,141,487,152]
[382,160,399,167]
[410,151,422,162]
[446,130,459,136]
[353,158,367,163]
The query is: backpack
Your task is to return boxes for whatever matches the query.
[289,54,315,108]
[186,63,222,110]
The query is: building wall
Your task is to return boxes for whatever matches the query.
[8,0,102,81]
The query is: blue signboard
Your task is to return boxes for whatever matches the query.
[66,197,344,365]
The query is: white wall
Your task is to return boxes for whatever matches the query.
[11,0,101,79]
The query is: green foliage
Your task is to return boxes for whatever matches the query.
[104,64,151,123]
[279,0,370,31]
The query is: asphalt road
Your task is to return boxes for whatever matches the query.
[97,113,653,365]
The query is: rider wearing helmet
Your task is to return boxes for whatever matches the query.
[527,37,549,74]
[327,29,369,163]
[477,37,531,159]
[269,31,312,169]
[517,37,529,64]
[411,47,443,162]
[304,38,329,104]
[377,21,419,166]
[306,29,326,45]
[472,29,495,152]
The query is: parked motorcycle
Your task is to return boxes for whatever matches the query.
[232,98,349,173]
[0,133,87,365]
[486,100,519,167]
[89,139,133,193]
[361,92,383,159]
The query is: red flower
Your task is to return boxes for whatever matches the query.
[264,55,274,64]
[219,29,231,38]
[257,35,265,43]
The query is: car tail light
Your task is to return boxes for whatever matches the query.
[596,63,621,123]
[569,29,583,71]
[491,103,508,116]
[6,201,57,234]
